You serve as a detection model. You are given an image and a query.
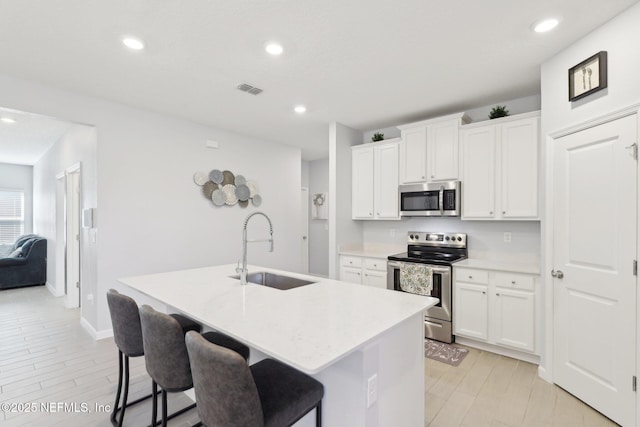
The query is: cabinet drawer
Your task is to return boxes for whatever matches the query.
[341,256,362,268]
[455,268,489,284]
[363,258,386,271]
[495,272,535,291]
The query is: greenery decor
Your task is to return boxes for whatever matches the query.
[489,105,510,119]
[371,132,384,142]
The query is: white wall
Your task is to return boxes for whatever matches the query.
[363,219,540,263]
[0,73,303,334]
[539,2,640,382]
[0,163,33,236]
[32,124,97,301]
[308,158,329,276]
[329,123,363,278]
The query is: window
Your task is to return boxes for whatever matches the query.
[0,190,24,244]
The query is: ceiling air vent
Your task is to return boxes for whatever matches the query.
[237,82,263,95]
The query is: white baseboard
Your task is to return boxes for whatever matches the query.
[455,336,541,365]
[45,281,64,297]
[80,316,113,341]
[538,365,552,383]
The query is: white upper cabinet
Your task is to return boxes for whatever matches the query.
[460,112,540,221]
[352,139,400,220]
[398,113,469,184]
[428,119,461,181]
[399,127,427,183]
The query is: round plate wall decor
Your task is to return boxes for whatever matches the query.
[236,184,250,201]
[202,181,217,199]
[252,194,262,207]
[193,171,208,186]
[222,170,235,186]
[238,199,249,208]
[234,175,246,186]
[222,184,238,205]
[209,169,224,184]
[246,181,259,197]
[211,189,225,206]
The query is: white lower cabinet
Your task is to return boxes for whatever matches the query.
[454,267,538,355]
[339,255,388,288]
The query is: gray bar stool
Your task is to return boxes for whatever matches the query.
[106,289,201,427]
[139,305,250,427]
[185,331,324,427]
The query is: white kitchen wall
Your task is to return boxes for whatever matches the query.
[0,73,303,335]
[308,158,329,276]
[539,2,640,382]
[0,163,33,236]
[32,124,97,303]
[363,219,540,263]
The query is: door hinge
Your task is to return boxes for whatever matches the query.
[76,282,79,289]
[626,143,638,160]
[634,260,637,276]
[633,376,637,392]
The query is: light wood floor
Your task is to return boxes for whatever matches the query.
[0,286,620,427]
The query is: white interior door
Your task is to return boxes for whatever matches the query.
[301,187,309,274]
[552,115,637,426]
[65,168,81,308]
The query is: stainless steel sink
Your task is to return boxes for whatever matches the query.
[229,271,316,290]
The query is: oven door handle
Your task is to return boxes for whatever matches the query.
[439,185,444,215]
[388,261,450,275]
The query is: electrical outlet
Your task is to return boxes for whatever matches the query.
[367,373,378,408]
[504,232,512,243]
[87,294,94,305]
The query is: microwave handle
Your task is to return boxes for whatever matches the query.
[439,186,444,215]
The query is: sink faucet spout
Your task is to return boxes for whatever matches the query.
[237,211,274,285]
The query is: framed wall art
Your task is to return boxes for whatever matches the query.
[568,51,607,102]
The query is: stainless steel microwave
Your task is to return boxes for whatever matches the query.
[399,181,461,217]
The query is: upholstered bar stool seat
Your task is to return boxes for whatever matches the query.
[106,289,202,427]
[185,331,324,427]
[139,305,250,427]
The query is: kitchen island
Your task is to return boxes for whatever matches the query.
[119,264,436,426]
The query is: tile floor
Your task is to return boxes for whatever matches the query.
[0,286,620,426]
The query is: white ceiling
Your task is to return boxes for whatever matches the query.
[0,0,637,160]
[0,108,72,165]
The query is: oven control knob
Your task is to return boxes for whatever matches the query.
[456,236,462,242]
[445,236,450,241]
[409,234,414,240]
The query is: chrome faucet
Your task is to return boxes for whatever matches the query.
[236,211,274,285]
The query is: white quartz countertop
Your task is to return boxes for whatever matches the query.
[338,245,402,259]
[454,258,540,275]
[119,264,435,374]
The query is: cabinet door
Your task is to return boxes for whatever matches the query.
[461,126,496,219]
[428,120,459,181]
[399,127,427,183]
[340,266,362,284]
[352,147,374,219]
[374,143,399,219]
[454,282,488,340]
[501,118,539,219]
[493,288,535,352]
[363,270,387,289]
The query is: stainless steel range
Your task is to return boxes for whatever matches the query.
[387,232,467,343]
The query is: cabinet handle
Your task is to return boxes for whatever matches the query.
[373,264,377,267]
[364,273,368,277]
[431,175,434,178]
[369,212,373,216]
[511,281,516,285]
[376,212,380,215]
[496,293,500,296]
[357,272,361,275]
[482,291,486,294]
[468,275,473,279]
[489,211,493,215]
[502,211,506,214]
[421,176,425,179]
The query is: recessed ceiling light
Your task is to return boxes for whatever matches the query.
[122,37,145,50]
[0,117,16,124]
[265,42,284,56]
[533,18,560,33]
[294,105,307,114]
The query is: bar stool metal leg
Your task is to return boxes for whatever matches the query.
[110,350,124,426]
[151,381,158,427]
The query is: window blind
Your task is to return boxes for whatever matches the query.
[0,190,24,244]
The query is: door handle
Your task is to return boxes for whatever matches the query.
[551,269,564,279]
